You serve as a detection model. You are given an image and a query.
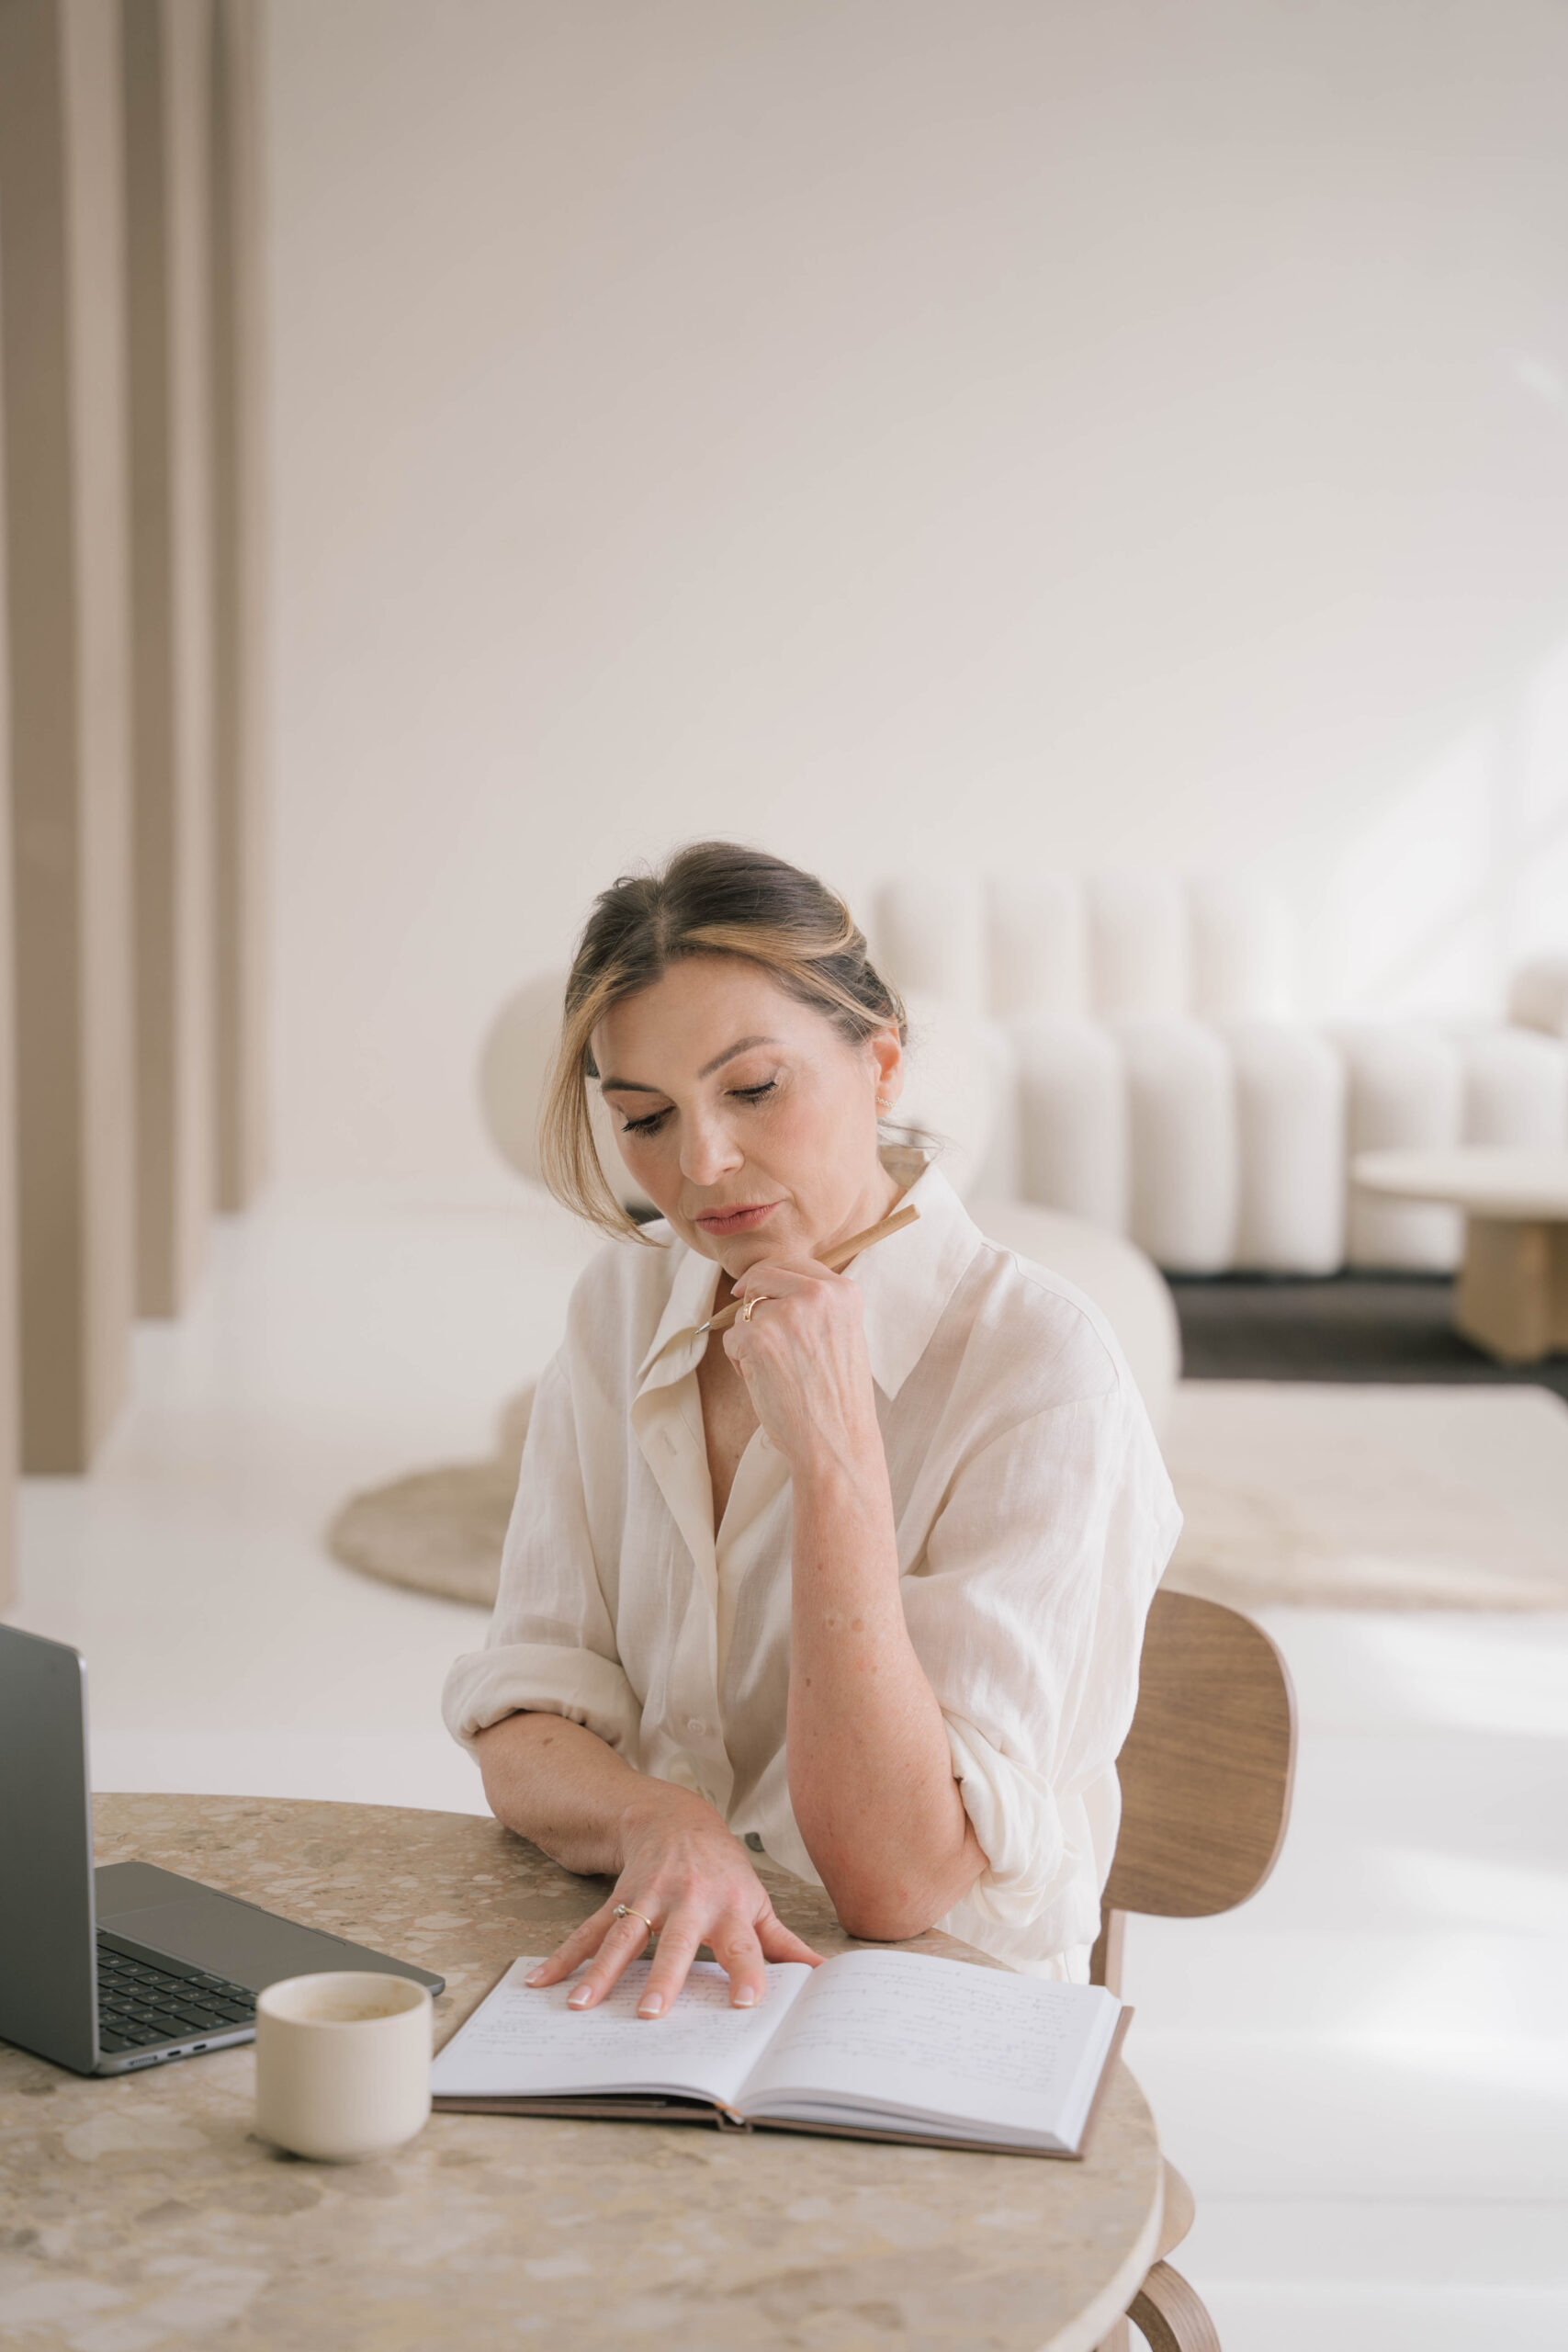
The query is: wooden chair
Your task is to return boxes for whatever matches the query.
[1095,1588,1297,2352]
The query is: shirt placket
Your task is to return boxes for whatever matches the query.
[629,1363,733,1814]
[715,1431,791,1691]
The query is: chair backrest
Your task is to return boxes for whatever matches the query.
[1104,1588,1296,1925]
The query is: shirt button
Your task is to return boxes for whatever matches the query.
[686,1717,707,1736]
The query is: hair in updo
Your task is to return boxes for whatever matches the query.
[539,842,906,1238]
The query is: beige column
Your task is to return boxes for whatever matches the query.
[0,0,138,1475]
[123,0,217,1314]
[0,244,17,1605]
[210,0,267,1209]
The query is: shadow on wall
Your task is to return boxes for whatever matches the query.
[1327,622,1568,1019]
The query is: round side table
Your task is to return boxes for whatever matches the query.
[1353,1147,1568,1363]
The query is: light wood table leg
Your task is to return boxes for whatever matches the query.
[1454,1216,1568,1363]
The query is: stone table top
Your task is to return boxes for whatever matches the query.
[0,1795,1162,2352]
[1353,1146,1568,1219]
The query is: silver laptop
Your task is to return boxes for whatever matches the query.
[0,1624,444,2076]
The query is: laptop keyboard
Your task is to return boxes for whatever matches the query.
[96,1933,256,2054]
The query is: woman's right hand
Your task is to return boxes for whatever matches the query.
[524,1786,822,2018]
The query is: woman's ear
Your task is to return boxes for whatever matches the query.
[869,1023,905,1116]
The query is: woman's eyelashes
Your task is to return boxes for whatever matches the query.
[619,1078,778,1138]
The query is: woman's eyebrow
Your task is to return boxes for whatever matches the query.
[600,1035,780,1093]
[697,1035,779,1080]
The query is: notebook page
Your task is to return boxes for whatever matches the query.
[431,1957,813,2109]
[739,1950,1119,2143]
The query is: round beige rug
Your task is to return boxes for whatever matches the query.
[329,1378,1568,1613]
[1161,1381,1568,1611]
[326,1386,533,1610]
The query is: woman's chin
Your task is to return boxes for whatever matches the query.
[667,1216,759,1270]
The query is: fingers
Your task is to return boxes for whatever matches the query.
[725,1266,845,1365]
[706,1910,768,2012]
[524,1903,618,1987]
[525,1903,818,2017]
[526,1902,652,2007]
[565,1905,655,2009]
[732,1266,861,1340]
[522,1838,818,2019]
[735,1260,842,1309]
[738,1253,827,1283]
[639,1910,770,2015]
[633,1913,706,2019]
[756,1913,825,1968]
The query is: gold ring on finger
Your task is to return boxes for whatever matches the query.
[741,1295,759,1323]
[612,1903,658,1940]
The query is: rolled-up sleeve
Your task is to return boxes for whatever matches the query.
[440,1351,641,1759]
[900,1382,1181,1963]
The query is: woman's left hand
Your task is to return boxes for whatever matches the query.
[723,1258,881,1475]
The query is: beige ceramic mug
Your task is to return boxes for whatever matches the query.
[254,1971,432,2163]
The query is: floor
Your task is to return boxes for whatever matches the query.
[1163,1379,1568,1609]
[6,1193,1567,2352]
[1171,1271,1568,1403]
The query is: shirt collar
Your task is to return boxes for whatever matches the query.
[849,1156,984,1400]
[635,1234,723,1394]
[634,1149,983,1404]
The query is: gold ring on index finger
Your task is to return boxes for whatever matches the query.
[740,1295,760,1323]
[612,1903,658,1941]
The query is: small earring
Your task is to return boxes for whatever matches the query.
[874,1093,890,1114]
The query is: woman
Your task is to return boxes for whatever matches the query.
[443,843,1179,2018]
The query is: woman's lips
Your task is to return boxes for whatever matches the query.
[694,1200,781,1237]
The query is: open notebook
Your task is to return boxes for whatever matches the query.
[431,1947,1130,2157]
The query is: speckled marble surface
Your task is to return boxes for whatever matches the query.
[0,1797,1161,2352]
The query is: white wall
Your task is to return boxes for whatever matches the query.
[268,0,1568,1199]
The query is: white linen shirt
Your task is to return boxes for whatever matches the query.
[442,1158,1181,1975]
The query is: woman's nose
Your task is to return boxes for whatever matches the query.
[680,1114,743,1186]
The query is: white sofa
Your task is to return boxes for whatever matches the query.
[477,902,1568,1283]
[874,876,1568,1274]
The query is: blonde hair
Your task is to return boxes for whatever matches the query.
[540,842,907,1238]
